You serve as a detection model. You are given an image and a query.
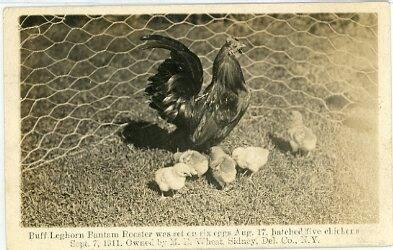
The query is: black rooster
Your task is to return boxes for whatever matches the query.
[140,35,250,150]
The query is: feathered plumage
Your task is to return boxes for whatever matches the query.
[232,146,269,175]
[175,150,209,177]
[209,146,237,188]
[140,35,250,150]
[155,163,197,198]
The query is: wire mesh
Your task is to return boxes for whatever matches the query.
[19,13,378,170]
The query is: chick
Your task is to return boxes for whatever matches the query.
[155,163,197,199]
[232,146,269,177]
[287,111,317,156]
[177,150,209,177]
[209,146,237,189]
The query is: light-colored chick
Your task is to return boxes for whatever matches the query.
[232,146,269,176]
[209,146,237,189]
[287,111,317,156]
[155,163,197,198]
[178,150,209,177]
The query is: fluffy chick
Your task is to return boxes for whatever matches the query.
[232,146,269,176]
[287,111,317,156]
[155,163,197,198]
[209,146,237,189]
[177,150,209,177]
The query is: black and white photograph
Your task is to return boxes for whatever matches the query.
[19,11,380,226]
[4,2,393,250]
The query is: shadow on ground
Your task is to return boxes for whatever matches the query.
[268,133,292,153]
[120,120,194,152]
[147,180,161,194]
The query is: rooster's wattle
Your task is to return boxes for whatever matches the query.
[140,35,250,150]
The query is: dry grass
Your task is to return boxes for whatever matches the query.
[20,13,379,227]
[21,107,378,227]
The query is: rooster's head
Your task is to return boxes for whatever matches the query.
[225,37,246,56]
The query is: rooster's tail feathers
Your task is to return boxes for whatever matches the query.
[140,34,189,52]
[140,35,204,127]
[145,58,184,120]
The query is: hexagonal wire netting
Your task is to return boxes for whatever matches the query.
[20,13,377,171]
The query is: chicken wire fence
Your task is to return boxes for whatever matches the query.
[20,13,377,171]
